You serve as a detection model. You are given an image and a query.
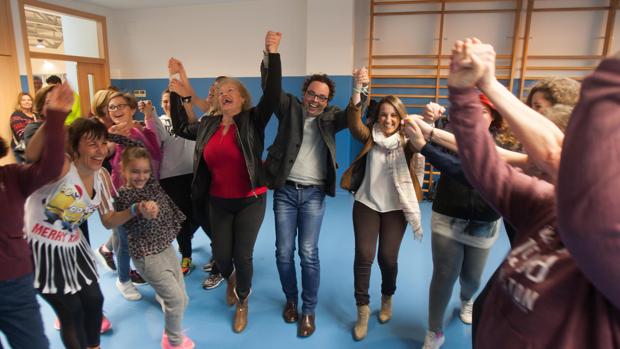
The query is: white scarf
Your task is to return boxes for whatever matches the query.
[372,125,423,240]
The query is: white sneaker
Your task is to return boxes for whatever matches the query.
[460,299,473,324]
[422,330,445,349]
[115,279,142,301]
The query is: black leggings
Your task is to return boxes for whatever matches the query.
[352,201,407,306]
[40,282,104,349]
[160,174,201,259]
[209,194,266,300]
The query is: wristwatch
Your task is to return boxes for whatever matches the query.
[181,96,192,104]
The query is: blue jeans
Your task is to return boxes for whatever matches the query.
[116,227,131,283]
[0,273,49,349]
[274,184,326,315]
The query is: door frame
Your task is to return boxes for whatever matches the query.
[18,0,111,96]
[76,61,107,116]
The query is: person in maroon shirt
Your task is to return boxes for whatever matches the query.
[558,53,620,312]
[443,38,620,349]
[169,31,282,334]
[0,83,71,349]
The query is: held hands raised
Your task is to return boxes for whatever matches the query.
[448,37,496,89]
[138,100,154,119]
[265,31,282,53]
[402,115,428,152]
[422,102,445,123]
[353,67,370,89]
[169,78,191,97]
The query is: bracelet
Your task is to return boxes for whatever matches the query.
[130,203,138,217]
[352,86,368,95]
[181,96,192,104]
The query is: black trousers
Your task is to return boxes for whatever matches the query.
[352,201,407,306]
[160,174,201,259]
[209,194,266,300]
[40,282,104,349]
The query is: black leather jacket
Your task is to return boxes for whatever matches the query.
[260,57,348,197]
[169,53,281,230]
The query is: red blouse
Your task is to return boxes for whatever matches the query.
[203,124,267,198]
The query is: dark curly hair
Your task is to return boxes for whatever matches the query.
[526,77,581,107]
[302,74,335,101]
[67,118,108,158]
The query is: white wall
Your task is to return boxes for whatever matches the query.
[106,0,309,78]
[305,0,354,75]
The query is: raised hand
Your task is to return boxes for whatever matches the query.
[44,82,74,115]
[168,57,190,85]
[168,57,182,76]
[265,31,282,53]
[169,79,191,97]
[138,100,154,119]
[467,38,496,89]
[448,38,484,89]
[353,67,369,88]
[402,116,427,151]
[422,102,446,123]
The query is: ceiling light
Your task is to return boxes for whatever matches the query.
[35,39,45,48]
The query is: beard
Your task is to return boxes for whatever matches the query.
[0,137,7,159]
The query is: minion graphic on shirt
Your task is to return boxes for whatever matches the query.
[43,184,85,231]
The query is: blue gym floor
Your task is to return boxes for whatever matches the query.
[2,192,510,349]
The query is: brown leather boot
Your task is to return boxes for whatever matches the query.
[379,295,392,323]
[297,314,315,337]
[233,295,248,333]
[283,301,298,323]
[226,271,236,307]
[353,305,370,341]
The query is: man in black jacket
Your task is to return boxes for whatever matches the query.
[262,59,350,337]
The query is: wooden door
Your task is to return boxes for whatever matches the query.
[76,62,106,116]
[0,0,22,164]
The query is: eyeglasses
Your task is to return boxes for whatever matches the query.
[306,90,328,103]
[108,104,129,111]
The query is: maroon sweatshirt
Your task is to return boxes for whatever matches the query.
[558,57,620,311]
[449,86,620,349]
[0,109,66,281]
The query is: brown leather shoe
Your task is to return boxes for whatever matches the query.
[283,301,298,323]
[297,314,315,337]
[233,297,248,333]
[226,272,236,307]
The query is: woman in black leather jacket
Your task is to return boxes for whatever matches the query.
[168,31,282,333]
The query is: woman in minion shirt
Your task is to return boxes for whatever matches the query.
[24,104,157,349]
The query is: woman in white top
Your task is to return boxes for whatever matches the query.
[341,70,423,341]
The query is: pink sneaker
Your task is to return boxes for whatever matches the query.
[161,332,195,349]
[54,315,112,334]
[100,315,112,334]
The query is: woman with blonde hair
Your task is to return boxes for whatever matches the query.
[10,92,36,163]
[168,31,282,333]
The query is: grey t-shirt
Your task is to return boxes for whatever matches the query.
[287,115,327,185]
